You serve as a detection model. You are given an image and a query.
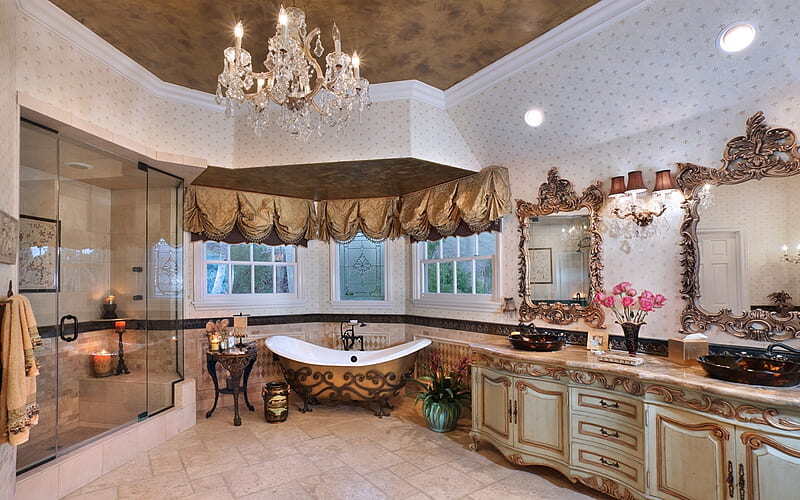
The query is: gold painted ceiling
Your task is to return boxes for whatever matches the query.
[49,0,598,93]
[190,158,476,200]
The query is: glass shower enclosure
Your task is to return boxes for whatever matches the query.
[16,120,184,473]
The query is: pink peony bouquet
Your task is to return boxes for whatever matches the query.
[594,282,666,324]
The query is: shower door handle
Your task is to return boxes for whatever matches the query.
[59,314,79,342]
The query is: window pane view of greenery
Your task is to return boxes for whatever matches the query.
[205,241,296,295]
[421,232,495,295]
[337,233,385,300]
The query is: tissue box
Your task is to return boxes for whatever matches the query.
[668,337,709,365]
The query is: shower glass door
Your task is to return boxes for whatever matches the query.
[145,164,184,415]
[16,122,184,473]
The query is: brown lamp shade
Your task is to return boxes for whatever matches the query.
[653,169,677,192]
[625,170,647,194]
[608,176,627,197]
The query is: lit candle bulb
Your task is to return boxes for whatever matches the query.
[278,6,289,44]
[352,51,360,80]
[332,22,341,53]
[784,245,790,257]
[234,21,243,50]
[257,77,265,93]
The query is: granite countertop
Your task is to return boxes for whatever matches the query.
[469,340,800,410]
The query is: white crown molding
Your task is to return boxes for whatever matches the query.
[17,0,647,113]
[444,0,649,108]
[17,0,224,112]
[371,80,446,109]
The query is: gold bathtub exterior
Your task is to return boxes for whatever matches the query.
[274,352,420,417]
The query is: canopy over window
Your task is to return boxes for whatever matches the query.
[184,165,510,244]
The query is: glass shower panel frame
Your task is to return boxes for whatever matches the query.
[144,163,184,416]
[55,136,148,458]
[15,122,185,474]
[16,121,60,473]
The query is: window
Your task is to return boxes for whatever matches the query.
[331,233,388,304]
[413,232,501,310]
[195,241,301,307]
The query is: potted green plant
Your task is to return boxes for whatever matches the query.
[415,353,470,432]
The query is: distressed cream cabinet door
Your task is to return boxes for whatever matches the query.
[736,429,800,500]
[648,406,735,500]
[514,379,569,462]
[476,368,512,442]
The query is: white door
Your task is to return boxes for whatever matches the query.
[698,230,743,313]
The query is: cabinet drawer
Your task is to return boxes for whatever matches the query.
[570,388,642,427]
[571,412,644,459]
[572,441,645,492]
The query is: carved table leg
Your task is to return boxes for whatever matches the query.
[231,376,242,426]
[242,355,256,411]
[205,355,220,419]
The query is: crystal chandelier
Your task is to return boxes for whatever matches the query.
[216,6,370,138]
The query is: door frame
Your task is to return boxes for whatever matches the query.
[697,228,749,314]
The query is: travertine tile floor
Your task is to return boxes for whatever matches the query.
[64,396,602,499]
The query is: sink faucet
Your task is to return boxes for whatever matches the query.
[340,320,366,351]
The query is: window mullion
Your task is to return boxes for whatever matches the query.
[472,258,476,294]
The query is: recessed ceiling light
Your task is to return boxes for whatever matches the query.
[524,109,544,127]
[719,23,756,53]
[65,161,94,170]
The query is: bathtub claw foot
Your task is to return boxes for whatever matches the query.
[373,399,393,418]
[298,399,314,413]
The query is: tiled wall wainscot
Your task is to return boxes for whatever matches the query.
[14,379,196,500]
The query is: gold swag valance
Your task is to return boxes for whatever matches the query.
[185,166,510,244]
[399,165,511,241]
[184,186,316,245]
[318,197,401,242]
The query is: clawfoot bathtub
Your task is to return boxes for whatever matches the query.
[266,336,431,417]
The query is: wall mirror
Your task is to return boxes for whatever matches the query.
[517,168,605,328]
[678,112,800,341]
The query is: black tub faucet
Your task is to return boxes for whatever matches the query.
[340,319,366,351]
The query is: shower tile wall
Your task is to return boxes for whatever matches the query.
[20,171,112,326]
[110,188,146,320]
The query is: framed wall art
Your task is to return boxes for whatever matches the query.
[0,209,18,265]
[18,215,60,293]
[530,247,553,284]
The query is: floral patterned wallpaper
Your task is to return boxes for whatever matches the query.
[10,0,800,348]
[15,12,234,167]
[0,0,17,492]
[439,0,800,345]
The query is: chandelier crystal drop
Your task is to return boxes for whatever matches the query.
[216,6,370,139]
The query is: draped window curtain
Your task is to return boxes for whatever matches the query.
[184,166,510,245]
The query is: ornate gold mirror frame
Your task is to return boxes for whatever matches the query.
[517,168,605,328]
[677,112,800,341]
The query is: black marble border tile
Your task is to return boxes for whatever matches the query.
[36,313,670,356]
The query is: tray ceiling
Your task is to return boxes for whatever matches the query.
[191,158,476,200]
[49,0,598,93]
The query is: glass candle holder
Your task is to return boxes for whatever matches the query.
[92,351,116,377]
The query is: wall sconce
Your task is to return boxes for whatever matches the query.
[782,244,800,264]
[501,297,517,317]
[609,170,677,227]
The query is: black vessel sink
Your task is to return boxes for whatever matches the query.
[698,344,800,387]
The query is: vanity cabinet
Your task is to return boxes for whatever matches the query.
[470,346,800,500]
[735,428,800,500]
[476,370,512,441]
[473,367,569,466]
[515,378,569,462]
[648,406,733,500]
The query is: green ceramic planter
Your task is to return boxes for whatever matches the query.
[423,400,461,433]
